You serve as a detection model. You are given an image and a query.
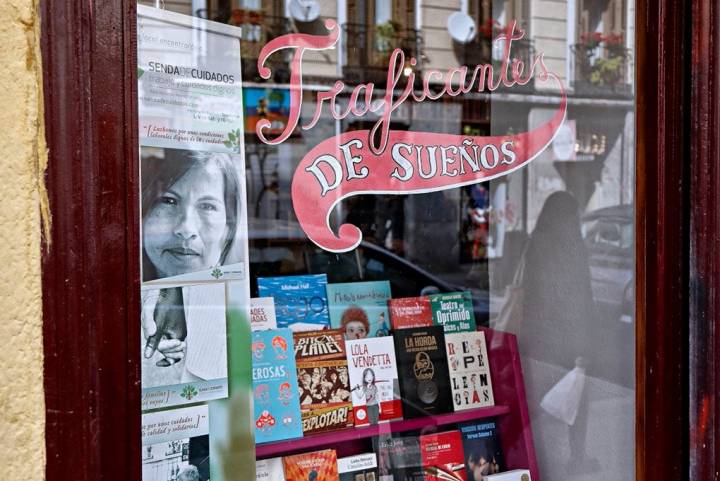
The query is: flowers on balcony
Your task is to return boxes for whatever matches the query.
[574,31,629,88]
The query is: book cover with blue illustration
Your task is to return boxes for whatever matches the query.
[258,275,330,331]
[252,328,303,444]
[327,281,392,339]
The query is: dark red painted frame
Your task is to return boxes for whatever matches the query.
[39,0,716,480]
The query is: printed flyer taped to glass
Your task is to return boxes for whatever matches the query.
[137,2,636,481]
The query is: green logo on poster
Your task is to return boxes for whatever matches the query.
[181,385,198,400]
[211,267,223,279]
[223,128,242,153]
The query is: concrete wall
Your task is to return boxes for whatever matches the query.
[0,0,46,479]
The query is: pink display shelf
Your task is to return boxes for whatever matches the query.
[255,404,511,459]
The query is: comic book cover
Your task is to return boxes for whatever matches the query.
[346,336,403,426]
[252,328,303,443]
[388,296,433,330]
[327,281,392,339]
[430,292,476,333]
[293,329,354,434]
[445,331,495,411]
[258,274,330,331]
[338,453,378,481]
[459,420,505,481]
[283,449,338,481]
[420,430,467,481]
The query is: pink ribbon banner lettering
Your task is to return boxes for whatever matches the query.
[258,20,567,252]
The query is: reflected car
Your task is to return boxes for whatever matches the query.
[247,219,490,323]
[581,204,634,324]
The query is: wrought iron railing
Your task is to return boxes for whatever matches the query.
[571,40,632,97]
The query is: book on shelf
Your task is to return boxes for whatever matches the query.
[327,281,392,339]
[337,453,378,481]
[374,434,424,481]
[251,297,278,331]
[459,419,505,481]
[419,430,467,481]
[258,274,330,331]
[252,328,303,444]
[256,457,286,481]
[283,449,339,481]
[430,292,476,333]
[346,336,403,426]
[293,328,354,434]
[445,331,495,411]
[393,325,453,418]
[388,296,432,330]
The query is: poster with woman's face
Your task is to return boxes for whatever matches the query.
[141,147,248,283]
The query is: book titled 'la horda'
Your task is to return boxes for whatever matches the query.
[283,449,338,481]
[459,420,505,481]
[430,292,476,333]
[258,274,330,332]
[252,328,303,444]
[293,329,353,434]
[346,336,403,426]
[388,296,432,330]
[328,281,392,339]
[445,331,495,411]
[420,430,467,481]
[393,325,452,418]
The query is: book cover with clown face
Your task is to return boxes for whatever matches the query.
[252,328,303,443]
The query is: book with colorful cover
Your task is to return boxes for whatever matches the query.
[293,328,353,434]
[393,325,453,419]
[445,331,495,411]
[251,297,278,331]
[256,457,286,481]
[338,453,378,481]
[258,275,330,331]
[375,434,424,481]
[420,430,467,481]
[252,328,303,444]
[430,292,476,333]
[346,336,403,426]
[283,449,338,481]
[388,297,432,330]
[327,281,392,339]
[459,420,505,481]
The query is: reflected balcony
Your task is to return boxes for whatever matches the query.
[571,36,633,98]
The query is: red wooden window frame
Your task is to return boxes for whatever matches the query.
[39,0,715,480]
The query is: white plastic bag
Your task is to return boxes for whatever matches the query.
[540,362,586,426]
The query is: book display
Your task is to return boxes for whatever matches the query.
[445,331,495,411]
[328,281,393,339]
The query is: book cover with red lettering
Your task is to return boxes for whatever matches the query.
[346,336,403,426]
[293,329,354,434]
[283,449,338,481]
[445,331,495,411]
[388,297,433,330]
[420,430,467,481]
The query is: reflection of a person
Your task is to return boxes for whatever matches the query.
[520,191,598,470]
[141,150,243,282]
[177,465,200,481]
[140,151,242,373]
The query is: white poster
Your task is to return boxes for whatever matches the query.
[137,5,244,153]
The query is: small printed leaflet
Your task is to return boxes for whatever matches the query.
[459,419,505,481]
[337,453,378,481]
[328,281,393,339]
[256,457,286,481]
[141,405,210,481]
[294,328,354,434]
[388,296,433,330]
[283,449,339,481]
[259,274,331,331]
[346,336,403,426]
[430,292,477,333]
[485,470,532,481]
[252,328,303,444]
[251,297,278,331]
[393,325,453,418]
[420,430,467,481]
[445,331,495,411]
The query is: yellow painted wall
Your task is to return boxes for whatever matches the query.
[0,0,47,479]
